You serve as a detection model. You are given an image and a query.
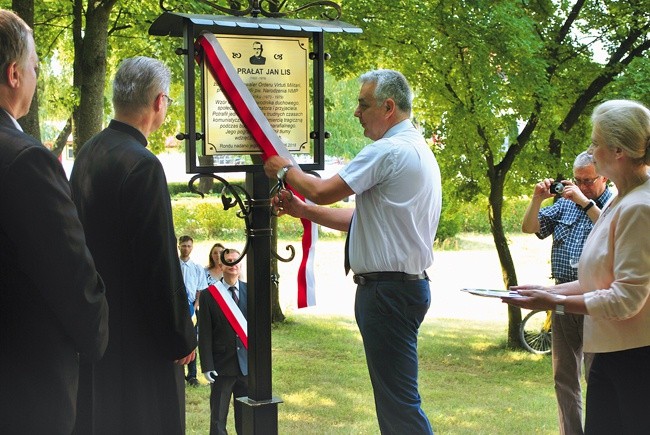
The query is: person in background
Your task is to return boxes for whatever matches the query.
[264,69,441,434]
[206,242,226,285]
[178,234,208,387]
[199,248,248,435]
[506,99,650,434]
[521,151,612,435]
[0,10,109,433]
[70,56,196,434]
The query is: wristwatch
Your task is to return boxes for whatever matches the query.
[276,164,294,181]
[554,294,567,315]
[582,199,596,212]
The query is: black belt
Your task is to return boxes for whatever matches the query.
[353,272,428,285]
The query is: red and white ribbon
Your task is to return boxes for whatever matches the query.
[207,282,248,348]
[196,32,317,308]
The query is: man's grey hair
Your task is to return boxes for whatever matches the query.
[573,151,594,169]
[113,56,171,112]
[359,69,413,115]
[0,9,32,85]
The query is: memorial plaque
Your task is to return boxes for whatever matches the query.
[203,34,310,156]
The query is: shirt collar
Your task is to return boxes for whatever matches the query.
[2,109,22,131]
[382,119,412,139]
[594,187,613,208]
[221,278,239,291]
[108,119,148,147]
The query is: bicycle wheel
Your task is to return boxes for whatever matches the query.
[519,310,552,355]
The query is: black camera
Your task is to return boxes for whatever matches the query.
[550,175,565,195]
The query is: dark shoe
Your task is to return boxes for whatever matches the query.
[187,377,199,387]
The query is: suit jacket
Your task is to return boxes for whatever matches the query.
[70,120,196,435]
[0,109,109,434]
[198,280,248,376]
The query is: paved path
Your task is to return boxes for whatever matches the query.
[193,234,553,323]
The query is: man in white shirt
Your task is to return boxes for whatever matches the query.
[264,69,441,434]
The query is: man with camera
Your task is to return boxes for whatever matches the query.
[522,151,612,435]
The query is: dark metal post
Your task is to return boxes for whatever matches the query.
[238,171,282,434]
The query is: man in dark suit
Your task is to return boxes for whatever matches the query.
[70,56,196,435]
[249,41,266,65]
[199,248,249,435]
[0,9,109,434]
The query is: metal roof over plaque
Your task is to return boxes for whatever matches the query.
[149,12,362,37]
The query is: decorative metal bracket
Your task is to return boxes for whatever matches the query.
[188,173,295,265]
[159,0,341,20]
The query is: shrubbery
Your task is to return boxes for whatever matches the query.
[172,196,310,241]
[171,187,532,243]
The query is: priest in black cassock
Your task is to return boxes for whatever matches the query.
[70,56,197,435]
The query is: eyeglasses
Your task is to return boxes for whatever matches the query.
[163,94,174,106]
[573,176,601,186]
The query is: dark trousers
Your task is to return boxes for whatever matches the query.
[210,374,248,435]
[355,278,434,435]
[552,311,593,435]
[186,321,199,380]
[585,345,650,434]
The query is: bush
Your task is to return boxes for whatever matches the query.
[457,196,530,233]
[170,184,532,243]
[172,197,315,241]
[168,180,247,197]
[435,196,530,241]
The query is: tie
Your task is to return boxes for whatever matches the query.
[344,213,353,275]
[229,286,239,305]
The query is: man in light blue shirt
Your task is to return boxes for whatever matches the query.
[179,235,208,386]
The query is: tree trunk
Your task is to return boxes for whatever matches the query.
[72,0,116,154]
[13,0,40,142]
[50,117,73,158]
[197,156,215,194]
[487,173,522,349]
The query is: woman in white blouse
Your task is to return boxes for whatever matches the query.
[505,100,650,434]
[205,242,225,285]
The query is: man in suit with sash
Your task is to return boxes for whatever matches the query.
[199,248,249,435]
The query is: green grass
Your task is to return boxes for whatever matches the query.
[186,315,559,434]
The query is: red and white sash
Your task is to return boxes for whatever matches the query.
[196,32,317,308]
[207,282,248,349]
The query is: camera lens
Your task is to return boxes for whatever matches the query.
[550,182,564,194]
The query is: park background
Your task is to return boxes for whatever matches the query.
[173,184,562,433]
[4,0,648,432]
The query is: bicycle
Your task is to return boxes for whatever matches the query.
[519,310,552,355]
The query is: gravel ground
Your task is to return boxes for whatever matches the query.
[192,233,554,323]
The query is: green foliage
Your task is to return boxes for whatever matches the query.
[172,198,245,241]
[167,180,247,196]
[323,72,370,158]
[172,197,309,241]
[457,196,531,234]
[435,194,530,242]
[170,190,530,243]
[330,0,650,197]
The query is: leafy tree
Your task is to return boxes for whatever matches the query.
[323,72,370,158]
[10,0,40,140]
[327,0,650,346]
[6,0,212,155]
